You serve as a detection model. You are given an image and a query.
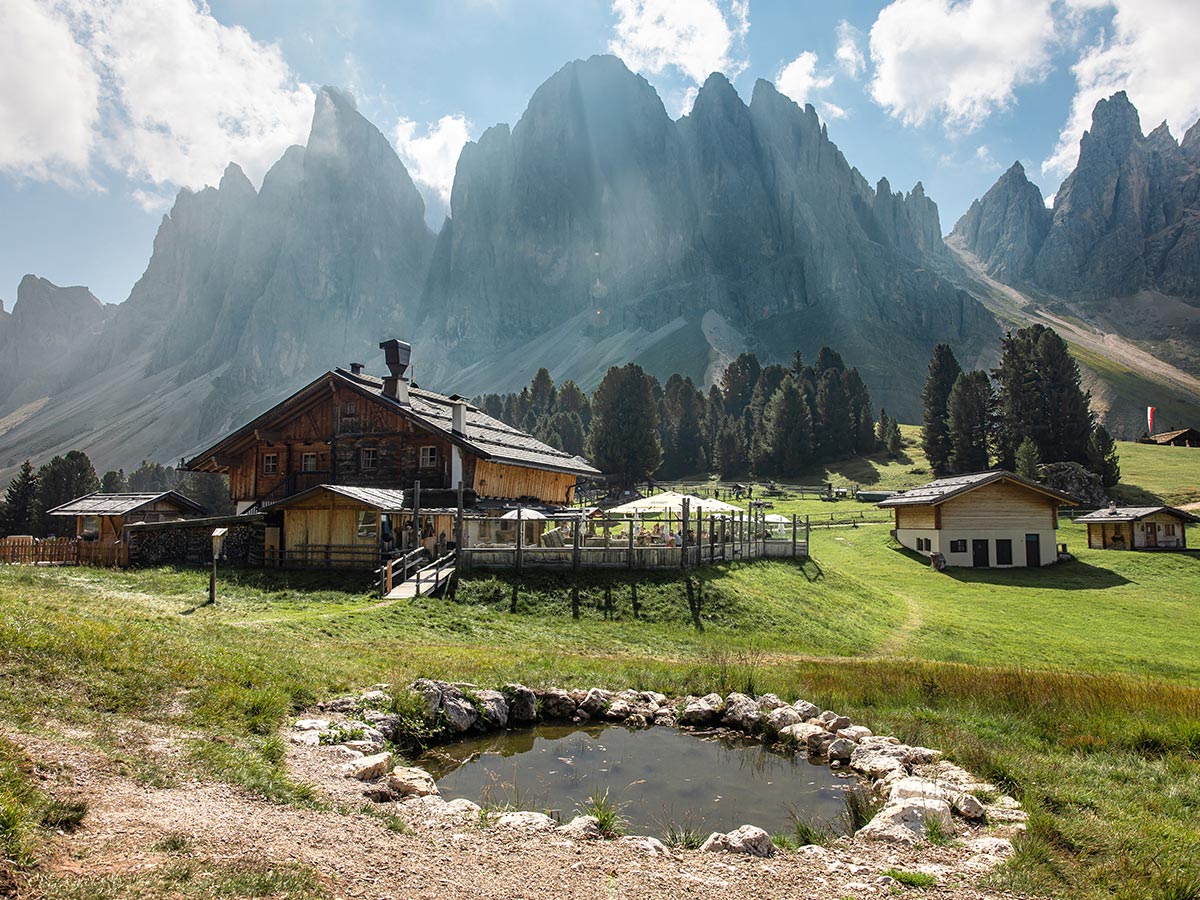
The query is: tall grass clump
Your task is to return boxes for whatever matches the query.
[578,787,627,838]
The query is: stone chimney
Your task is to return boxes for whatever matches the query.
[452,401,467,435]
[379,338,411,405]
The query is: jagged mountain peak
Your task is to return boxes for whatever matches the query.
[1087,90,1142,144]
[218,161,255,196]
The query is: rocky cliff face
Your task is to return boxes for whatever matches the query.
[421,57,993,418]
[1,60,995,476]
[0,275,111,411]
[951,162,1051,282]
[955,92,1200,300]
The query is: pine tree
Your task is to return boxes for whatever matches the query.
[843,368,875,453]
[762,376,813,476]
[815,368,852,460]
[1,460,39,536]
[720,352,761,417]
[876,408,891,447]
[35,450,99,535]
[586,364,662,489]
[661,375,705,477]
[992,324,1093,468]
[886,420,902,457]
[701,386,723,471]
[529,368,557,419]
[1087,424,1121,488]
[1015,436,1041,481]
[716,415,747,479]
[101,469,128,493]
[128,460,176,492]
[946,371,993,474]
[556,380,591,427]
[921,344,962,476]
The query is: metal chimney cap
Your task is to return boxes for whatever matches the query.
[379,339,412,378]
[349,362,365,375]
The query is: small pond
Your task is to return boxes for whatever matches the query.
[416,723,861,838]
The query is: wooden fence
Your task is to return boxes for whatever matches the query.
[0,536,78,565]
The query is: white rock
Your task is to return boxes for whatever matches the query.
[827,738,856,762]
[474,689,509,729]
[756,693,788,712]
[293,718,330,731]
[793,699,821,720]
[779,723,826,746]
[903,745,942,767]
[359,689,390,706]
[766,706,803,731]
[340,751,393,781]
[807,730,836,755]
[679,693,725,726]
[850,743,908,779]
[557,815,603,840]
[495,811,557,832]
[951,792,986,820]
[387,766,439,798]
[856,798,954,845]
[344,739,385,754]
[722,692,761,730]
[889,776,950,804]
[700,824,775,857]
[837,725,872,741]
[444,798,482,816]
[579,688,613,716]
[620,835,670,856]
[289,730,321,747]
[539,688,577,719]
[966,836,1014,856]
[442,695,478,733]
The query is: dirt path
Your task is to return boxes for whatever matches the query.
[11,727,1031,900]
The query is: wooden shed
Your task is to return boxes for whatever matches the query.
[1142,428,1200,447]
[46,491,206,544]
[1075,505,1197,550]
[878,470,1076,568]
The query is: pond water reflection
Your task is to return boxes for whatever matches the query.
[416,723,860,837]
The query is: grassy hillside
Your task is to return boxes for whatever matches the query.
[1111,439,1200,506]
[2,519,1199,898]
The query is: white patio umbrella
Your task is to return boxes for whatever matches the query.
[500,507,548,520]
[609,491,739,516]
[764,513,790,524]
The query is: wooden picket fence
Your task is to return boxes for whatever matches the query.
[0,536,78,565]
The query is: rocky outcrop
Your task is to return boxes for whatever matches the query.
[700,824,774,857]
[957,92,1200,302]
[0,275,111,412]
[951,162,1050,282]
[1038,461,1107,507]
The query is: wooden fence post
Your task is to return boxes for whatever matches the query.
[627,517,634,569]
[572,517,580,570]
[792,513,797,559]
[515,511,523,573]
[680,498,689,570]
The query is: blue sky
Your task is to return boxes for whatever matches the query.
[2,0,1198,307]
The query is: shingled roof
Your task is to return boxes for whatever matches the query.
[1075,505,1199,524]
[185,368,600,479]
[269,485,409,511]
[877,470,1077,508]
[46,491,206,518]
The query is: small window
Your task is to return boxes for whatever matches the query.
[262,453,279,475]
[996,539,1013,565]
[344,401,358,417]
[81,516,100,540]
[360,448,378,471]
[420,446,438,468]
[916,537,931,552]
[949,539,967,553]
[357,511,378,541]
[1165,523,1176,536]
[301,452,318,472]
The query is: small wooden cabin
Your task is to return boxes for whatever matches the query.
[1076,506,1197,550]
[878,470,1076,568]
[46,491,206,544]
[1142,428,1200,447]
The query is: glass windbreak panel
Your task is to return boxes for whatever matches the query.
[81,516,100,540]
[357,511,378,541]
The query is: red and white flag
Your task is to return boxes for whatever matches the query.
[1147,406,1157,435]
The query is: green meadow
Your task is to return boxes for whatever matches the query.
[1,436,1199,899]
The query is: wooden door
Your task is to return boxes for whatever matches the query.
[1025,533,1041,567]
[972,539,989,567]
[1145,523,1157,548]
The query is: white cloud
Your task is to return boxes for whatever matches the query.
[608,0,750,86]
[393,114,473,209]
[821,101,848,120]
[775,52,834,109]
[975,144,1002,170]
[1043,0,1200,177]
[0,0,100,183]
[868,0,1056,133]
[1,0,314,195]
[835,20,866,78]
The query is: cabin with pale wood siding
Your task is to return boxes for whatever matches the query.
[1076,505,1196,550]
[879,471,1076,568]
